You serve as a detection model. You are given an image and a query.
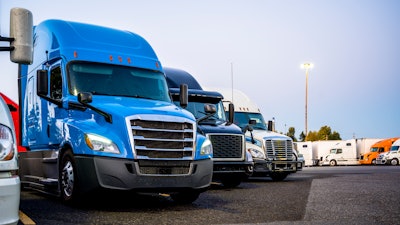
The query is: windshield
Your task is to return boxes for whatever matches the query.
[68,62,171,102]
[174,100,226,124]
[231,112,267,130]
[390,146,399,151]
[370,147,378,152]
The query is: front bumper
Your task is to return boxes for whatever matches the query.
[252,158,298,176]
[0,173,20,225]
[376,159,387,165]
[75,156,213,193]
[212,161,254,178]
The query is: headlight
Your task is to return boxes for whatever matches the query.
[200,138,213,155]
[0,124,15,161]
[85,133,120,154]
[248,147,265,159]
[246,149,253,162]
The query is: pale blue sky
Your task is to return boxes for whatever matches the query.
[1,0,399,140]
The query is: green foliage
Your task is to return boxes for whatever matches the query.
[286,127,298,142]
[304,125,341,141]
[286,125,341,141]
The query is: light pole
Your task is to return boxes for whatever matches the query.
[301,62,313,137]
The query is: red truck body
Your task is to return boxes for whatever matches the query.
[0,93,26,152]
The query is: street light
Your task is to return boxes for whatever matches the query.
[301,62,314,137]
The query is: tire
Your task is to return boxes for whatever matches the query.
[170,191,201,204]
[390,158,399,166]
[270,172,288,181]
[371,159,376,165]
[329,160,337,166]
[221,177,242,188]
[60,150,78,202]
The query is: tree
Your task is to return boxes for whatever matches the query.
[306,131,318,141]
[286,127,297,142]
[299,131,306,142]
[298,125,342,141]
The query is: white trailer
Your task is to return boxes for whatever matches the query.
[319,139,359,166]
[294,141,316,166]
[296,138,385,166]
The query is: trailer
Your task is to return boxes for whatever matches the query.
[296,138,384,166]
[294,141,316,166]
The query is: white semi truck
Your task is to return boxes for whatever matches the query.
[296,138,383,166]
[213,88,301,181]
[376,139,400,165]
[319,139,359,166]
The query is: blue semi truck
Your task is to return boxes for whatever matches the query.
[6,9,213,203]
[164,67,253,187]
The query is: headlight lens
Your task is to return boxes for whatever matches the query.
[248,147,265,159]
[0,124,15,161]
[246,149,253,162]
[200,138,213,155]
[85,133,120,154]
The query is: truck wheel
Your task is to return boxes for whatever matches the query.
[170,191,201,204]
[390,158,399,166]
[270,172,288,181]
[221,177,242,188]
[329,160,337,166]
[60,150,78,202]
[371,159,377,165]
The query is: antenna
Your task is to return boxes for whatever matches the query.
[231,62,233,103]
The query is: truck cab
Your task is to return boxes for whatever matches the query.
[359,137,399,165]
[319,139,359,166]
[376,139,400,165]
[9,17,213,203]
[164,67,253,187]
[215,88,301,181]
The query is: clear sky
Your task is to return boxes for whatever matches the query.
[1,0,399,140]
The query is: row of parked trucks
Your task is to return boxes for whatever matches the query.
[295,137,400,166]
[0,9,302,223]
[376,139,400,165]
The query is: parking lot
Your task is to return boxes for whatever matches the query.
[18,166,400,225]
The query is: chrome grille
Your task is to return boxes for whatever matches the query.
[130,119,195,160]
[208,134,244,160]
[265,139,294,160]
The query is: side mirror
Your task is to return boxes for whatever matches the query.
[243,119,256,133]
[228,103,234,123]
[204,104,216,114]
[78,92,93,104]
[179,84,188,108]
[37,70,48,96]
[10,8,33,64]
[267,120,273,131]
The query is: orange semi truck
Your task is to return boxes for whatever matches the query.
[359,137,400,165]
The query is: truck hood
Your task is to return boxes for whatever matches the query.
[246,129,292,141]
[86,96,195,121]
[198,122,243,135]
